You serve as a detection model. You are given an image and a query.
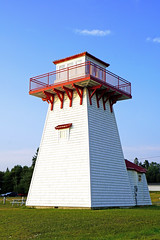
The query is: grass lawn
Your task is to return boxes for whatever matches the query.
[0,193,160,240]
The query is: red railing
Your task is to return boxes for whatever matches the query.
[29,61,131,96]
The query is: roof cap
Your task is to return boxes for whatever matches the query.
[53,52,110,67]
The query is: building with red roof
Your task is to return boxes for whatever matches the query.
[125,160,151,206]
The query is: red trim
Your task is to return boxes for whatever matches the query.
[96,89,108,108]
[55,123,72,130]
[62,86,73,107]
[125,160,147,173]
[43,91,54,111]
[87,85,102,105]
[29,61,131,98]
[109,94,123,112]
[53,88,64,109]
[103,92,115,111]
[73,84,84,105]
[53,52,110,67]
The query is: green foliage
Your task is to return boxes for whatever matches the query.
[134,157,139,165]
[133,158,160,183]
[0,148,39,195]
[31,148,39,169]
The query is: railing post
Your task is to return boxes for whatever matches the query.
[48,73,49,86]
[29,79,31,91]
[67,67,69,81]
[89,61,91,76]
[118,76,119,89]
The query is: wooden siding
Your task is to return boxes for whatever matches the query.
[26,89,91,207]
[27,87,150,208]
[127,170,151,205]
[87,93,135,207]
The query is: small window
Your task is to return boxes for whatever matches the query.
[58,64,66,81]
[59,64,65,70]
[55,123,72,142]
[67,62,73,68]
[58,128,69,142]
[59,129,67,139]
[138,175,142,182]
[75,60,83,76]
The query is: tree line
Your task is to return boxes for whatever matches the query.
[0,149,39,195]
[0,153,160,196]
[134,158,160,183]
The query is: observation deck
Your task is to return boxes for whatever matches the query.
[29,61,131,111]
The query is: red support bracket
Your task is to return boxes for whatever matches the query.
[96,88,110,108]
[109,94,122,112]
[42,91,55,111]
[102,91,116,110]
[87,84,102,105]
[53,88,64,109]
[72,84,84,105]
[62,86,73,107]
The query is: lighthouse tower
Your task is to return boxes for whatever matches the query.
[26,52,135,208]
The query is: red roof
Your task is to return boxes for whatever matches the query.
[53,52,110,67]
[55,123,72,130]
[125,159,147,173]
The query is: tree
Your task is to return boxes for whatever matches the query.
[31,148,39,170]
[143,160,150,170]
[3,169,13,193]
[10,165,23,192]
[134,157,139,165]
[18,166,33,194]
[0,171,4,194]
[146,162,160,183]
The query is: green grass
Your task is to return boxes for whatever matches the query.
[0,194,160,240]
[150,192,160,205]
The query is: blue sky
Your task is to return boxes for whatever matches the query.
[0,0,160,170]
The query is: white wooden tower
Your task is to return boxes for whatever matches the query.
[26,52,136,208]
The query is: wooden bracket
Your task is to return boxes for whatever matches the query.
[42,91,54,111]
[72,84,84,105]
[96,88,110,108]
[102,91,116,110]
[87,84,102,105]
[62,86,73,107]
[109,94,122,112]
[53,88,64,109]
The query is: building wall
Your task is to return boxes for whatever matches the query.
[55,56,85,71]
[148,185,160,191]
[27,88,145,208]
[87,93,135,207]
[26,89,91,207]
[127,170,152,205]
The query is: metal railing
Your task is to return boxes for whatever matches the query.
[29,61,131,96]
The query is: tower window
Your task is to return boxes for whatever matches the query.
[55,123,72,142]
[58,128,69,141]
[138,175,142,182]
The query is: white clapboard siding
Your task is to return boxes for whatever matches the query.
[27,87,151,208]
[87,94,135,207]
[26,89,91,207]
[127,171,151,205]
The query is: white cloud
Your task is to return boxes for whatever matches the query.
[75,29,111,36]
[153,37,160,43]
[146,37,160,43]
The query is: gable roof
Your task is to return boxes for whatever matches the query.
[125,159,147,173]
[53,52,110,67]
